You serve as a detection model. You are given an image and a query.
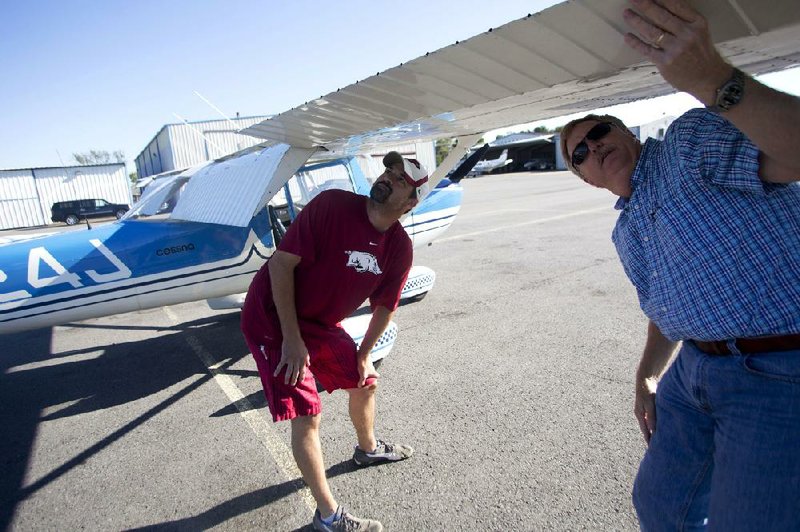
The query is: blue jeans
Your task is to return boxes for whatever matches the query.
[633,342,800,531]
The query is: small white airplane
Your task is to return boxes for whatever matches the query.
[2,0,798,365]
[467,149,513,177]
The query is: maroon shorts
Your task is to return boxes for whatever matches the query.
[242,313,376,422]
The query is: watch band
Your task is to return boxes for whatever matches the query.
[706,67,746,113]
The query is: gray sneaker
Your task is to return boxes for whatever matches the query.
[353,439,414,466]
[312,506,383,532]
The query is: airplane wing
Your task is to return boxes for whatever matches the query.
[241,0,800,156]
[171,0,798,227]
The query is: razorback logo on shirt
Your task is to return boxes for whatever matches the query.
[344,250,382,275]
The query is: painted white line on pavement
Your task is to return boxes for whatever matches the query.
[436,206,610,243]
[162,306,315,512]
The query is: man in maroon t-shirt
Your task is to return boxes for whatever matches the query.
[241,152,430,532]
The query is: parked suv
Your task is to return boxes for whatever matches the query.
[51,199,130,225]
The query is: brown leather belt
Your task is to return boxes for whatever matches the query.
[692,333,800,355]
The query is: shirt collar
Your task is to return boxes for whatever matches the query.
[614,138,656,211]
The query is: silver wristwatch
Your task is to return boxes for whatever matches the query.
[706,67,746,113]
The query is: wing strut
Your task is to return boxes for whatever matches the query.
[426,134,484,191]
[448,144,490,183]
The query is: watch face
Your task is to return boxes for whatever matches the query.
[717,69,745,110]
[720,83,743,109]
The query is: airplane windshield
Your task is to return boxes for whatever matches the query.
[121,176,190,221]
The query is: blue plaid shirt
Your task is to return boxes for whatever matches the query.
[612,109,800,341]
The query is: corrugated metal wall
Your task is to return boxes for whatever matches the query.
[135,128,171,179]
[356,141,437,181]
[135,116,269,178]
[0,164,131,229]
[0,169,46,229]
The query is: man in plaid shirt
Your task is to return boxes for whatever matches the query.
[560,0,800,529]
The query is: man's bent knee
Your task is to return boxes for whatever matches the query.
[291,413,321,434]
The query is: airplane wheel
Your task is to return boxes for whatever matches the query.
[65,214,79,225]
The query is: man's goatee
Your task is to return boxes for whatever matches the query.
[370,183,390,203]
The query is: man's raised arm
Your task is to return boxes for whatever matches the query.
[623,0,800,182]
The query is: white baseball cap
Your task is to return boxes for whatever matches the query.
[383,151,430,200]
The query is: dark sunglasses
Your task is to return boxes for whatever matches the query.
[570,122,612,167]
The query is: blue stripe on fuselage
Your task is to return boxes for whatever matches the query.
[410,183,462,217]
[0,243,267,323]
[0,208,272,300]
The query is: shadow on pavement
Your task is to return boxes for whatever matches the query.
[127,460,359,531]
[0,311,247,531]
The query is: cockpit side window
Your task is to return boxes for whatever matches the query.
[270,161,354,210]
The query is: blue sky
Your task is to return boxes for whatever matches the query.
[1,1,797,172]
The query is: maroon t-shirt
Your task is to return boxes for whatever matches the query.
[245,189,413,345]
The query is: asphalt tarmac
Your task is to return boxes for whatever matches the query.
[1,171,650,531]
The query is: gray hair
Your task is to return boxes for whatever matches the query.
[559,114,635,178]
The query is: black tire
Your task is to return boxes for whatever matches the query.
[65,214,79,225]
[115,209,126,219]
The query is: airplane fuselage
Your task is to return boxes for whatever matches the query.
[0,211,274,334]
[0,177,462,335]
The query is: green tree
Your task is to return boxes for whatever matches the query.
[128,171,138,184]
[73,149,125,165]
[435,138,455,166]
